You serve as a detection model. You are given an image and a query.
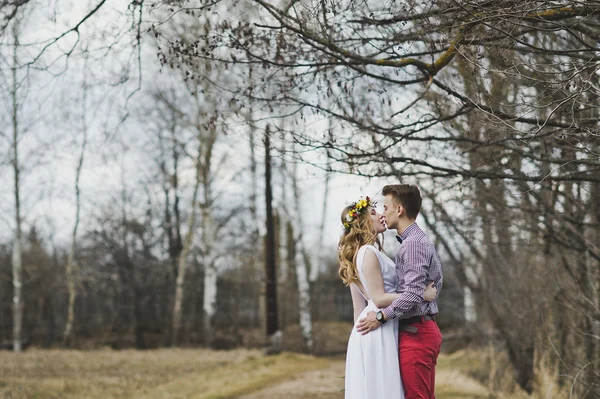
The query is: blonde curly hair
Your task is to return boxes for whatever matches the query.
[337,205,382,286]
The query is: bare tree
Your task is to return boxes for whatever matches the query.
[63,55,90,347]
[0,0,31,35]
[290,139,314,352]
[171,142,202,346]
[156,0,599,185]
[9,16,23,353]
[198,114,220,348]
[157,108,184,345]
[311,119,333,283]
[246,62,263,289]
[264,125,280,353]
[164,1,598,393]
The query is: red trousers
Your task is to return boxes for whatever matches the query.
[398,318,443,399]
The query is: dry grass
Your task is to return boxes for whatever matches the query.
[435,369,489,399]
[0,348,328,399]
[437,349,571,399]
[0,346,569,399]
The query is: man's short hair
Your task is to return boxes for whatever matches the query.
[382,184,422,219]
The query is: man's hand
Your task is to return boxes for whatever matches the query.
[356,311,382,335]
[423,281,438,302]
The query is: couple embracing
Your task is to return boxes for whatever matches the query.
[338,184,443,399]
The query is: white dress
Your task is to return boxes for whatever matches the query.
[345,245,405,399]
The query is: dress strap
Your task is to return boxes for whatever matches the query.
[357,245,380,273]
[355,245,380,302]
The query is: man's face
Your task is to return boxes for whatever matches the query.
[382,195,400,230]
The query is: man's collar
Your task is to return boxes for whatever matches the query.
[400,222,419,241]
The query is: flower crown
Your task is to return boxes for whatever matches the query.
[343,196,376,232]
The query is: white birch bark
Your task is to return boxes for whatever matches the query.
[464,265,478,322]
[202,214,217,346]
[279,211,288,283]
[310,119,333,282]
[201,131,218,347]
[63,57,89,346]
[278,129,288,283]
[11,19,23,353]
[202,259,217,340]
[246,63,263,280]
[246,63,266,330]
[171,147,202,346]
[291,142,313,351]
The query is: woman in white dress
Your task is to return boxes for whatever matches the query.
[338,197,437,399]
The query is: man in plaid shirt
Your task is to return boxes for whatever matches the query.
[357,184,443,399]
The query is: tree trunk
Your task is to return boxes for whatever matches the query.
[454,50,537,393]
[247,63,263,282]
[63,67,88,347]
[171,156,201,346]
[586,180,600,395]
[202,255,217,347]
[246,63,265,332]
[310,119,333,283]
[159,126,183,346]
[11,19,23,353]
[291,141,314,352]
[171,129,183,274]
[131,281,146,349]
[264,126,280,351]
[160,141,174,346]
[507,341,535,394]
[201,130,218,348]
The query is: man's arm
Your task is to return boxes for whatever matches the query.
[355,280,437,335]
[382,241,430,320]
[433,253,443,297]
[433,274,443,299]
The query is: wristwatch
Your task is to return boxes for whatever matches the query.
[376,311,387,324]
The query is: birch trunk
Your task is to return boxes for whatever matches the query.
[247,64,264,330]
[202,227,217,347]
[158,131,174,345]
[264,126,280,349]
[291,141,313,352]
[11,19,23,353]
[278,129,288,283]
[247,64,262,279]
[171,147,202,346]
[63,133,86,346]
[160,119,183,346]
[63,61,88,346]
[310,119,333,282]
[201,130,218,347]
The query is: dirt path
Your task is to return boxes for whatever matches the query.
[236,354,490,399]
[0,349,489,399]
[237,358,346,399]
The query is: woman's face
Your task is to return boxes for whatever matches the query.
[369,206,387,234]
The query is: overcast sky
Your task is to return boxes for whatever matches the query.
[0,0,422,263]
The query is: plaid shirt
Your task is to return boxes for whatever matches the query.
[382,223,443,320]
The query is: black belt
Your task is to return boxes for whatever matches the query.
[398,314,436,333]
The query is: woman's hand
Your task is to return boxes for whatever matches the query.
[423,282,438,302]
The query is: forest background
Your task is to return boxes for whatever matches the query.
[0,1,599,398]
